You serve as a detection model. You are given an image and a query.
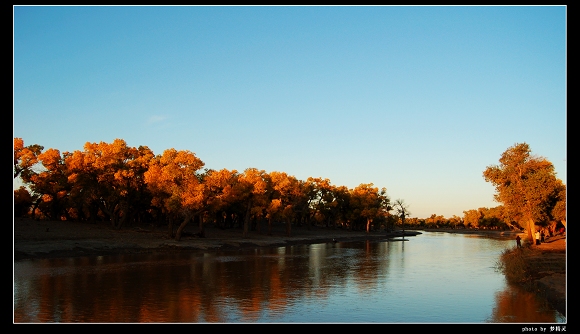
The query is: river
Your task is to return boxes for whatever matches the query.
[13,231,566,323]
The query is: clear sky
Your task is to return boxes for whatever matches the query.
[13,5,566,219]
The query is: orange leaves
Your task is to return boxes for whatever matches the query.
[239,168,268,196]
[158,148,204,172]
[14,137,24,152]
[268,171,303,203]
[149,149,204,189]
[181,182,206,209]
[145,148,206,214]
[14,138,45,180]
[267,198,282,212]
[15,137,398,230]
[203,169,239,210]
[64,150,86,173]
[483,143,565,239]
[13,138,41,168]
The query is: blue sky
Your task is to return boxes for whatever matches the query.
[13,5,566,219]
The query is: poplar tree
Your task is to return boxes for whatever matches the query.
[483,143,564,243]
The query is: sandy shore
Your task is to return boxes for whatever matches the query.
[13,218,412,260]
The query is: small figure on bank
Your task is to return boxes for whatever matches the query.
[535,230,541,245]
[516,235,522,248]
[540,231,545,243]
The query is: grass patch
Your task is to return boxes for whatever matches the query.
[496,247,534,287]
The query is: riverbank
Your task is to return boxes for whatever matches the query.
[497,233,566,317]
[13,218,418,261]
[11,219,546,261]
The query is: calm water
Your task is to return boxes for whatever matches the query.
[13,231,566,323]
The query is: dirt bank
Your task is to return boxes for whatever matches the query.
[496,232,567,317]
[13,218,407,260]
[522,235,566,317]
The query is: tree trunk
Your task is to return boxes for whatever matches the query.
[168,216,175,238]
[114,204,131,230]
[31,199,41,220]
[226,212,234,228]
[89,203,98,224]
[175,214,193,241]
[243,200,252,238]
[100,202,121,229]
[115,212,127,230]
[286,220,291,237]
[215,211,222,229]
[268,217,273,236]
[366,218,371,233]
[527,218,535,245]
[110,215,119,229]
[198,214,206,238]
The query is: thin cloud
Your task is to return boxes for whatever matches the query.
[147,115,167,125]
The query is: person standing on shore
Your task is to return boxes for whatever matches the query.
[516,235,522,248]
[535,230,541,245]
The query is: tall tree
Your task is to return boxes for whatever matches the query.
[332,185,352,228]
[463,209,482,229]
[25,148,70,220]
[448,215,463,229]
[14,138,43,179]
[306,177,335,228]
[483,143,564,243]
[202,168,239,235]
[349,184,389,233]
[393,199,410,234]
[238,168,267,238]
[145,148,205,240]
[551,182,566,227]
[66,139,152,228]
[14,186,33,217]
[268,171,305,236]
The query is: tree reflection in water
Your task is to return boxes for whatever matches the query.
[14,234,565,323]
[489,284,565,323]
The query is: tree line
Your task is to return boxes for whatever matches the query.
[14,139,565,242]
[398,204,563,235]
[14,138,405,240]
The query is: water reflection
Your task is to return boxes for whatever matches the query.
[13,233,565,323]
[489,284,566,323]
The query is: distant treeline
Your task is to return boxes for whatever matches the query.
[402,206,561,236]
